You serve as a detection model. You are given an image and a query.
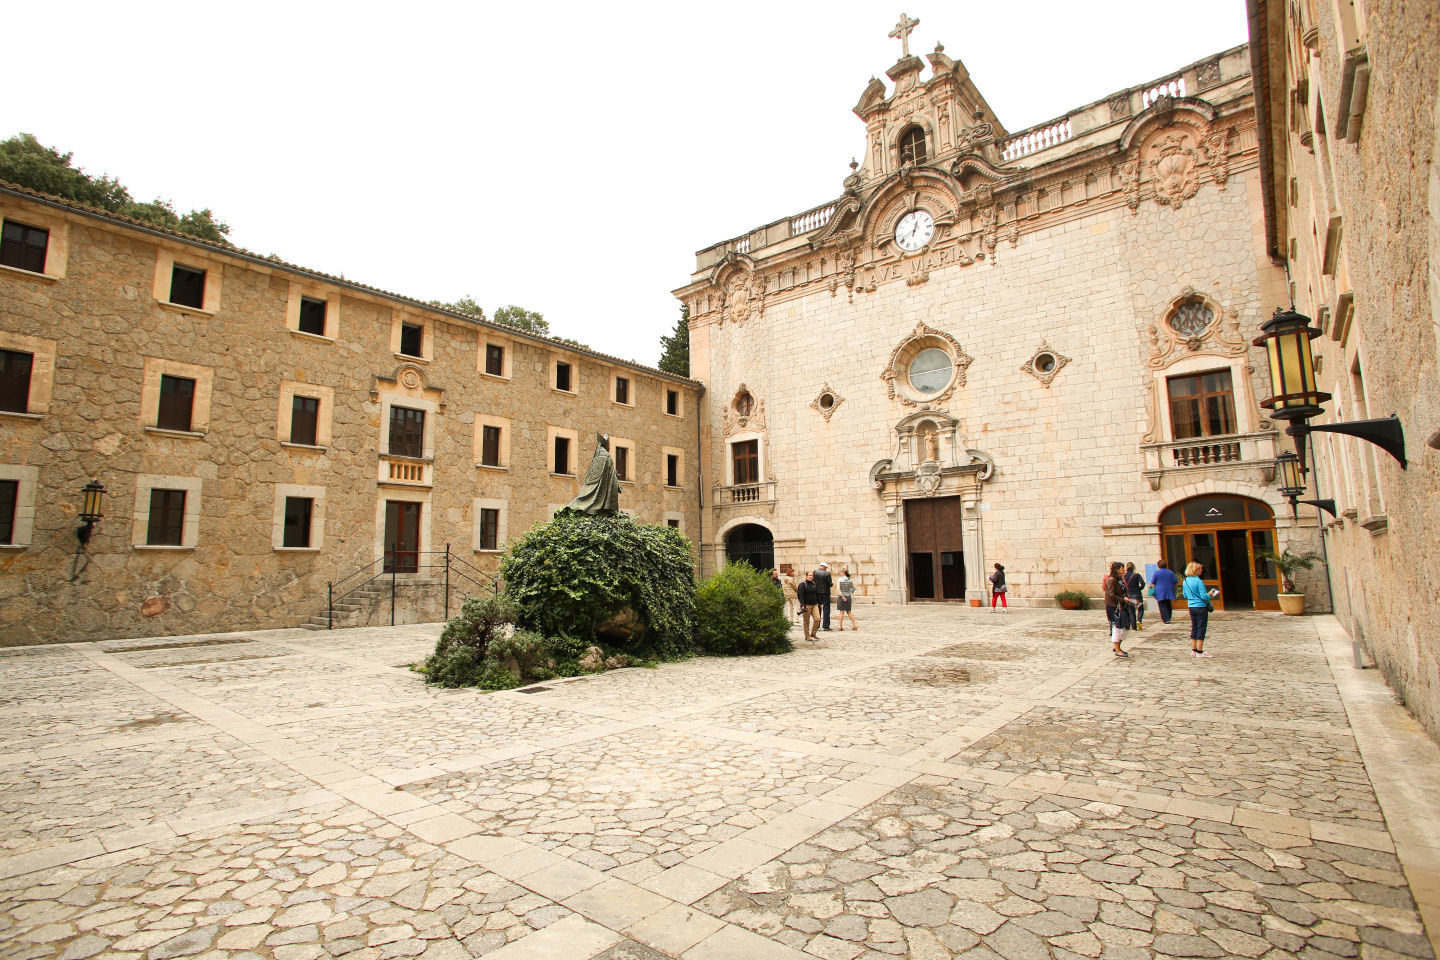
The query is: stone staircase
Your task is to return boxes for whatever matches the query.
[301,581,391,630]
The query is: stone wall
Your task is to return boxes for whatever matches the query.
[1262,0,1440,738]
[0,195,701,645]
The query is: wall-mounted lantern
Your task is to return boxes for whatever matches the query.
[1254,307,1407,473]
[76,479,106,546]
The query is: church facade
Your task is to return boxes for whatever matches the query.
[676,28,1325,610]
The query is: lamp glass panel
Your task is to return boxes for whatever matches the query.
[1276,334,1309,406]
[1265,337,1284,401]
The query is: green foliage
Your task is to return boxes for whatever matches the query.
[0,133,231,243]
[429,295,487,321]
[487,629,588,682]
[500,512,696,660]
[1257,548,1322,593]
[1055,590,1089,610]
[421,595,518,687]
[695,562,792,656]
[658,304,690,377]
[493,304,550,337]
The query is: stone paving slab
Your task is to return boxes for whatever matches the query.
[0,606,1435,960]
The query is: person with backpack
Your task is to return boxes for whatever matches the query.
[1124,562,1146,630]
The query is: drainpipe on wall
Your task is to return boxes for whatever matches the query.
[1307,439,1336,614]
[695,384,705,575]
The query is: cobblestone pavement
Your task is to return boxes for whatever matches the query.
[1,606,1437,960]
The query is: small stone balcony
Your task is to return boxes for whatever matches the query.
[377,456,433,488]
[1141,431,1279,490]
[712,480,778,509]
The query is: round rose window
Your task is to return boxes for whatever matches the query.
[908,348,954,395]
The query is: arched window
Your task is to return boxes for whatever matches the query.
[899,126,927,165]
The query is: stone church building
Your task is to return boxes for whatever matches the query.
[677,25,1315,610]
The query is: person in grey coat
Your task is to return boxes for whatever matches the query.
[813,562,834,631]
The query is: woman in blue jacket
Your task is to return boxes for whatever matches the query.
[1151,560,1179,623]
[1182,561,1213,657]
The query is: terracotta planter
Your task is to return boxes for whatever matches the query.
[969,598,983,607]
[1277,593,1306,616]
[1060,599,1083,610]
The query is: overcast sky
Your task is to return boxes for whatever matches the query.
[7,1,1248,367]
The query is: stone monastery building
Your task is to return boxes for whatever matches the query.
[3,8,1437,745]
[677,24,1315,610]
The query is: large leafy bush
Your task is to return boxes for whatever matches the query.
[500,512,697,660]
[695,562,792,656]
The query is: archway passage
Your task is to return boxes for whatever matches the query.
[725,523,775,571]
[1160,495,1279,610]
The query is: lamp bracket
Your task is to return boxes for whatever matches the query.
[1299,498,1338,518]
[1304,415,1408,470]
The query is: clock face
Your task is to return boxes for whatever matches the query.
[894,210,935,251]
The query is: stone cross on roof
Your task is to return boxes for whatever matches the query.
[889,13,920,58]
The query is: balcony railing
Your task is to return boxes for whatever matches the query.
[1141,431,1278,488]
[1000,117,1074,162]
[713,481,777,506]
[378,456,432,487]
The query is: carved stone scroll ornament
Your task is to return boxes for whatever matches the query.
[810,384,846,421]
[1118,159,1142,211]
[720,270,761,326]
[880,321,974,407]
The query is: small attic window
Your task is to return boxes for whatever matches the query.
[899,126,927,165]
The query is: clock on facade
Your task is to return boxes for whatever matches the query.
[894,209,935,251]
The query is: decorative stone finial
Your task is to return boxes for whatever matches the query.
[849,157,859,172]
[889,13,920,58]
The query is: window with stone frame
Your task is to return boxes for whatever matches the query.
[282,496,314,548]
[554,436,571,475]
[666,389,679,416]
[479,425,502,467]
[555,361,573,392]
[485,344,504,377]
[666,453,679,488]
[615,376,629,404]
[732,440,759,485]
[290,395,320,446]
[169,264,207,308]
[399,322,424,358]
[899,125,927,165]
[298,297,328,336]
[0,220,48,273]
[0,349,33,413]
[157,375,196,431]
[615,445,629,481]
[1167,369,1237,440]
[388,405,426,458]
[478,508,500,551]
[0,479,16,544]
[146,489,187,546]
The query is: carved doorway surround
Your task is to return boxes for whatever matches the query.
[869,410,996,602]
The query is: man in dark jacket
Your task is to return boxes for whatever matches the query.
[813,562,833,631]
[797,571,822,640]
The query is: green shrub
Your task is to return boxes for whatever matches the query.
[422,595,518,687]
[500,512,696,660]
[487,629,586,683]
[695,562,792,656]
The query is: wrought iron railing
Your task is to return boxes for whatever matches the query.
[325,545,499,629]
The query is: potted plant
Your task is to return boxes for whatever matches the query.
[1055,590,1088,611]
[1257,548,1321,615]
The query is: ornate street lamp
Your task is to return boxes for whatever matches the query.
[1254,307,1407,471]
[76,479,106,546]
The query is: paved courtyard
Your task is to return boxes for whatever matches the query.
[1,605,1438,960]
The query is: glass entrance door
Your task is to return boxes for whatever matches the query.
[1159,496,1280,611]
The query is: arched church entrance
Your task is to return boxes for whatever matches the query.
[1159,495,1280,611]
[725,523,775,571]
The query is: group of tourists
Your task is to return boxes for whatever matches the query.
[772,564,857,640]
[1103,559,1215,658]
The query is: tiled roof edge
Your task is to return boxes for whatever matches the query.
[0,180,704,389]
